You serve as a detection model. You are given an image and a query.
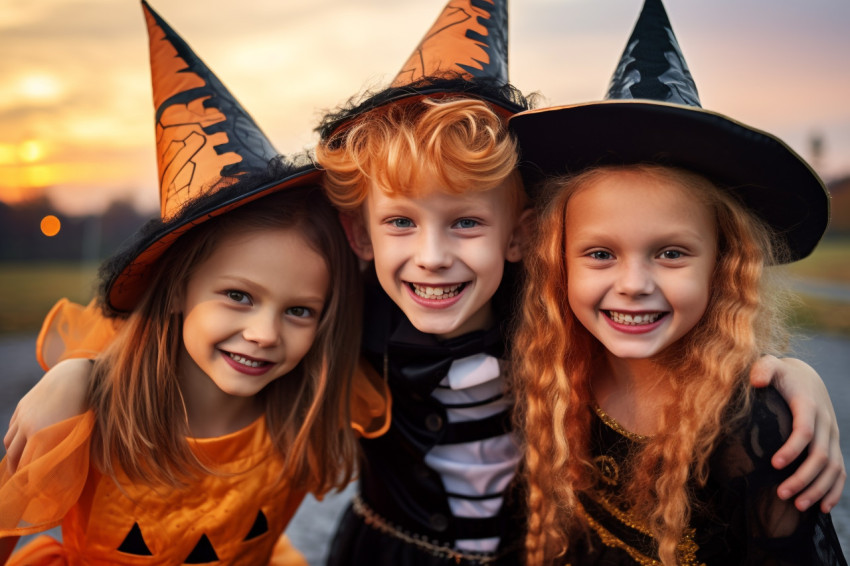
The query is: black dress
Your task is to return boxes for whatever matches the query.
[563,387,847,565]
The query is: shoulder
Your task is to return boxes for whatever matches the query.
[745,386,794,457]
[49,357,96,379]
[714,386,795,478]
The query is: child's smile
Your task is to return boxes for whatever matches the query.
[356,176,525,340]
[564,169,717,362]
[408,281,466,302]
[179,227,328,401]
[604,310,668,333]
[220,350,274,375]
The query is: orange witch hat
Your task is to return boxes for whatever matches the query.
[102,1,320,312]
[391,0,508,89]
[317,0,526,139]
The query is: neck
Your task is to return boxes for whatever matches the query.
[177,352,264,438]
[184,388,263,439]
[592,352,673,436]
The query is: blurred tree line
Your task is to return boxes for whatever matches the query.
[1,175,847,265]
[0,196,151,263]
[828,176,850,236]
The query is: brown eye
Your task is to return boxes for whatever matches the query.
[286,306,313,318]
[225,290,251,304]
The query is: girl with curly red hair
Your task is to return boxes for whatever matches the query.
[509,0,847,563]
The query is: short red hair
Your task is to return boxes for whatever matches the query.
[316,97,526,214]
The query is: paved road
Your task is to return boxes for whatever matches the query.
[1,333,848,563]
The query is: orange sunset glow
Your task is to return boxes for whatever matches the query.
[2,0,849,216]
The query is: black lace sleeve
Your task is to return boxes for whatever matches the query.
[711,387,847,565]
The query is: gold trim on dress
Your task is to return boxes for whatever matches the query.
[351,493,500,564]
[578,500,704,566]
[593,404,650,442]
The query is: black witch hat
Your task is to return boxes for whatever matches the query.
[509,0,829,261]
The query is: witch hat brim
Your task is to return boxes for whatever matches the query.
[509,0,829,262]
[104,2,322,314]
[106,163,321,314]
[510,100,829,260]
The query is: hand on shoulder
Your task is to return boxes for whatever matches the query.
[3,358,93,474]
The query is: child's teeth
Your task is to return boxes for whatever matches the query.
[413,283,462,299]
[608,311,661,325]
[229,353,264,367]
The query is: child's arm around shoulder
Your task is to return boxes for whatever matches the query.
[3,358,93,474]
[750,355,845,513]
[727,387,846,565]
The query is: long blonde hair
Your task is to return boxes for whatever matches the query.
[515,164,791,564]
[87,184,362,495]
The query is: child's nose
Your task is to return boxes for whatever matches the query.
[614,260,655,296]
[414,229,452,270]
[242,310,282,347]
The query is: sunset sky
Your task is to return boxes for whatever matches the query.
[2,0,849,216]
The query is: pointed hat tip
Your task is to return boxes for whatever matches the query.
[605,0,700,106]
[391,0,508,88]
[142,1,278,219]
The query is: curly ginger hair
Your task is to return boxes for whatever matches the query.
[514,164,792,565]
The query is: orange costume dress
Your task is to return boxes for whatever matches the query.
[0,300,390,565]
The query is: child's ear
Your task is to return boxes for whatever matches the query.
[338,211,374,261]
[505,209,534,263]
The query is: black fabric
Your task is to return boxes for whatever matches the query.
[562,387,848,565]
[326,504,526,566]
[117,522,152,556]
[183,534,219,564]
[385,312,506,398]
[243,510,268,541]
[327,267,526,564]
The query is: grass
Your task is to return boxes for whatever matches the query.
[0,262,99,335]
[784,237,850,336]
[786,237,850,281]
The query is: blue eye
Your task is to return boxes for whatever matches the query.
[589,251,612,260]
[390,218,414,228]
[660,250,683,259]
[454,218,479,229]
[286,306,313,318]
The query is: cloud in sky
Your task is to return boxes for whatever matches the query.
[1,0,848,215]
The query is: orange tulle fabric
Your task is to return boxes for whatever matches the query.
[0,299,392,564]
[35,299,121,372]
[0,412,309,565]
[0,413,94,537]
[34,298,390,438]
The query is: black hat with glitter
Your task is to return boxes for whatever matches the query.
[509,0,829,261]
